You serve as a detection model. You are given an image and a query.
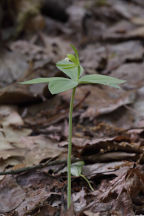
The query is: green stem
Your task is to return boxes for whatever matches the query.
[80,174,94,191]
[77,65,80,80]
[67,87,76,209]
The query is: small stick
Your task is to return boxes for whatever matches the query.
[0,158,78,176]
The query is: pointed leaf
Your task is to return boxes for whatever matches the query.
[71,161,84,177]
[56,59,83,80]
[71,166,82,177]
[67,54,78,64]
[48,78,78,94]
[19,77,63,85]
[71,44,79,64]
[79,74,126,88]
[71,161,94,191]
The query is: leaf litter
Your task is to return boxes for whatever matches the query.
[1,0,144,215]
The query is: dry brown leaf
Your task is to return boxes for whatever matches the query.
[60,85,135,120]
[73,188,86,212]
[83,161,130,178]
[20,135,66,165]
[87,165,144,215]
[0,176,25,213]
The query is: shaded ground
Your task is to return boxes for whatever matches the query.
[0,0,144,215]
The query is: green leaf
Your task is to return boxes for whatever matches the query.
[71,161,84,177]
[71,161,94,191]
[67,54,78,64]
[56,45,83,81]
[79,74,126,88]
[56,59,83,80]
[48,78,78,94]
[19,77,63,85]
[71,44,79,64]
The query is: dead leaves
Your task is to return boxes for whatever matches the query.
[60,85,135,121]
[20,135,65,166]
[0,177,25,214]
[0,173,63,215]
[86,165,144,216]
[1,0,144,215]
[0,105,65,178]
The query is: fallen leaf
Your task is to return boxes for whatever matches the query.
[60,85,135,120]
[0,50,28,88]
[83,161,131,178]
[128,27,144,38]
[72,188,86,212]
[111,63,144,89]
[0,176,25,213]
[33,204,58,216]
[87,165,144,215]
[20,135,65,166]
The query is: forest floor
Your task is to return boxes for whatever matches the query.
[0,0,144,215]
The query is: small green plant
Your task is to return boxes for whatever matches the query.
[20,45,125,209]
[71,161,94,191]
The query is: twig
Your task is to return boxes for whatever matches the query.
[0,158,78,176]
[74,90,90,110]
